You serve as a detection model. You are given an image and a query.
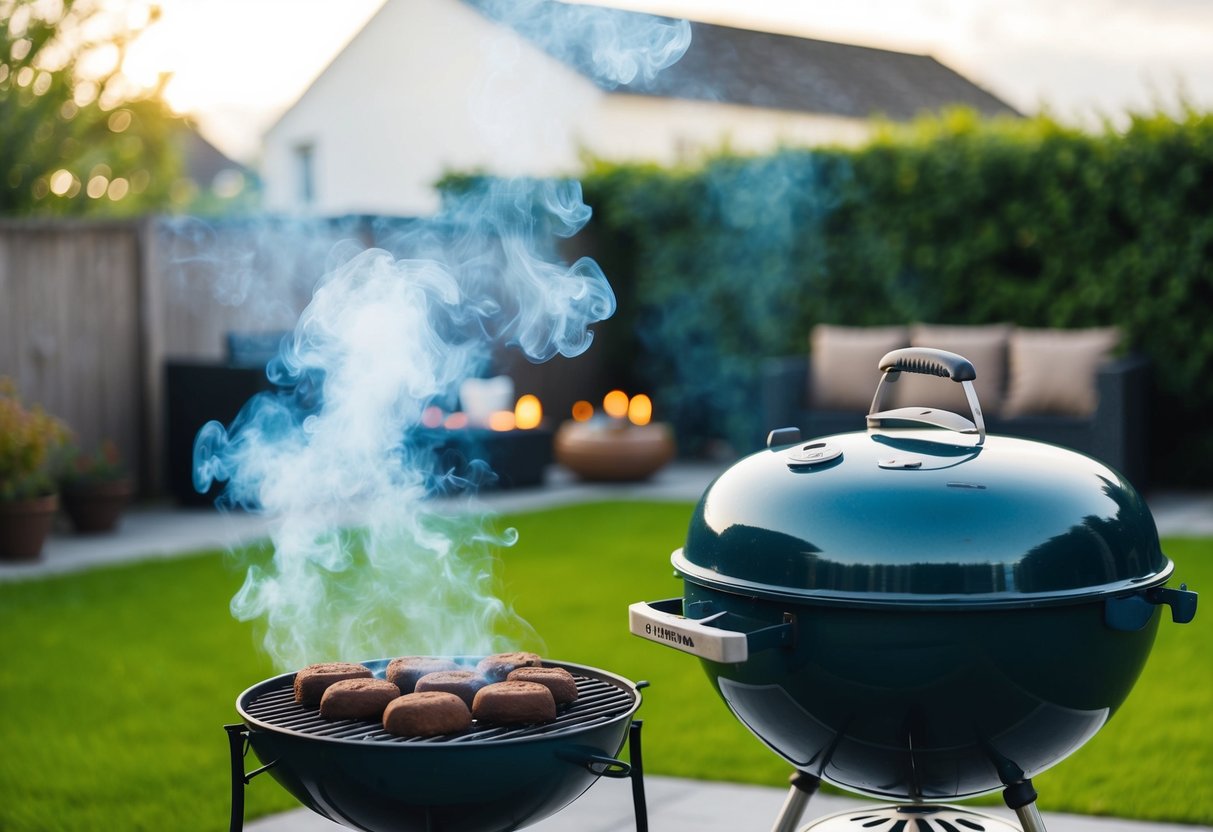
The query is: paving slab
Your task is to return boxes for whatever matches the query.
[243,774,1213,832]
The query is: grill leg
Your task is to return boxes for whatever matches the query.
[628,720,649,832]
[1004,778,1048,832]
[770,771,820,832]
[225,724,249,832]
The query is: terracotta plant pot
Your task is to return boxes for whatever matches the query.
[61,479,134,533]
[0,494,59,561]
[554,421,676,482]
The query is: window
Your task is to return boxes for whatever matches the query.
[294,142,315,206]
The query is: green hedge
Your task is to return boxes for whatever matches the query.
[580,108,1213,485]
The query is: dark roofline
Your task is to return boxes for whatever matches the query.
[464,0,1020,121]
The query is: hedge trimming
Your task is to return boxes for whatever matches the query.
[578,108,1213,486]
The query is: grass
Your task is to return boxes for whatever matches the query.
[0,501,1209,830]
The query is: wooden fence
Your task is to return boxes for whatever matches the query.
[0,217,614,496]
[0,221,145,487]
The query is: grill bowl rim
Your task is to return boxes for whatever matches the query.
[236,657,641,748]
[671,546,1178,610]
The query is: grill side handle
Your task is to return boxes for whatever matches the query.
[1105,583,1198,631]
[628,599,794,663]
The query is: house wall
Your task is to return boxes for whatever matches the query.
[262,0,601,217]
[261,0,875,217]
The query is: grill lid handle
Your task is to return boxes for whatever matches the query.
[879,347,977,381]
[868,347,986,445]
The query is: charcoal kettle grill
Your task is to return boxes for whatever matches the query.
[630,347,1198,832]
[225,658,648,832]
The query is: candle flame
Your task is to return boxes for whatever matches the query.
[514,394,542,430]
[488,410,517,431]
[627,394,653,426]
[603,389,629,419]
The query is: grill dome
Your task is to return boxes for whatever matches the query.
[678,429,1169,607]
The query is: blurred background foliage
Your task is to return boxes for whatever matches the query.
[569,108,1213,484]
[0,0,253,217]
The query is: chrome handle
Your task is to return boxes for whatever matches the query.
[868,347,986,444]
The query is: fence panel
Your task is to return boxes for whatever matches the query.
[0,221,144,487]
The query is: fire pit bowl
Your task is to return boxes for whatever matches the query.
[232,658,642,832]
[554,420,675,481]
[631,348,1197,803]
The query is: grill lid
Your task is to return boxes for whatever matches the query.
[679,349,1170,607]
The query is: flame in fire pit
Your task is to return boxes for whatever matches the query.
[627,394,653,426]
[514,394,543,430]
[603,390,629,419]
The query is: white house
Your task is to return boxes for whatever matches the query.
[261,0,1016,216]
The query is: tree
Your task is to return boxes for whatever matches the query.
[0,0,185,217]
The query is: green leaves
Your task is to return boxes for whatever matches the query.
[0,0,185,217]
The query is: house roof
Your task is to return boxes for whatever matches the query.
[178,124,253,186]
[466,0,1019,121]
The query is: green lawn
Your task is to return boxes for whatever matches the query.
[0,501,1209,831]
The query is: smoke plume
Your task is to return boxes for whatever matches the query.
[189,3,690,671]
[192,180,618,669]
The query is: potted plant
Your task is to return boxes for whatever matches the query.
[59,440,134,533]
[0,379,70,560]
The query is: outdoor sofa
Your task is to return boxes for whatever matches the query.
[760,323,1150,488]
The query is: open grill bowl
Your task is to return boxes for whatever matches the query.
[631,348,1197,803]
[235,658,641,832]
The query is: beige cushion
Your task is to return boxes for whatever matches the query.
[810,324,909,410]
[1003,327,1121,417]
[892,324,1012,418]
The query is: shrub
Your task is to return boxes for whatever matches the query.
[0,379,71,501]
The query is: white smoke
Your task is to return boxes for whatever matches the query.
[191,2,691,671]
[193,181,616,669]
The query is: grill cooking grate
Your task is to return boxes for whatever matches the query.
[243,670,635,744]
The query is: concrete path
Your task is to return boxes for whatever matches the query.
[0,462,724,582]
[1,461,1208,583]
[243,774,1212,832]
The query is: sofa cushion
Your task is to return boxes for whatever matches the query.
[810,325,909,410]
[1003,327,1120,417]
[893,323,1011,417]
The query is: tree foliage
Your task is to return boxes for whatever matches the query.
[0,0,185,217]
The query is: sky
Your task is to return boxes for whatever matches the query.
[120,0,1213,163]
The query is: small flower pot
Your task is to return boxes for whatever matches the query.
[61,479,133,533]
[0,494,59,561]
